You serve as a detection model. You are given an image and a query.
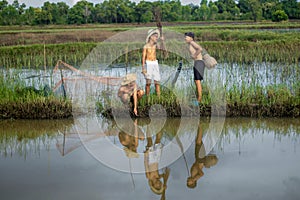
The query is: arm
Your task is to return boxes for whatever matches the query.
[142,46,147,73]
[157,35,166,50]
[134,119,139,147]
[117,86,124,97]
[157,35,168,57]
[132,84,138,116]
[196,123,203,145]
[144,148,150,178]
[190,41,202,59]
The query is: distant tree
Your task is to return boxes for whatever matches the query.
[141,10,153,23]
[91,3,104,23]
[2,0,296,26]
[154,0,181,22]
[68,0,93,24]
[135,1,153,23]
[189,3,199,20]
[281,0,298,19]
[208,1,218,20]
[180,5,192,21]
[272,9,288,21]
[103,0,119,23]
[298,2,300,18]
[0,4,18,25]
[0,0,8,11]
[215,0,239,20]
[261,0,281,20]
[51,2,69,24]
[238,0,251,14]
[117,0,135,23]
[22,6,35,25]
[40,1,54,24]
[199,0,210,20]
[248,0,262,22]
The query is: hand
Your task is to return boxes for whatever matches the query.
[160,36,164,41]
[133,108,138,116]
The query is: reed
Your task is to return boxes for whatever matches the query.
[0,43,96,69]
[0,75,72,119]
[1,38,299,69]
[97,80,299,118]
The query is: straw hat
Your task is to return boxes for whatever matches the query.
[148,179,164,195]
[146,29,160,43]
[121,73,136,86]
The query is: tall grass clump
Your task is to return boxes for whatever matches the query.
[0,43,96,69]
[1,37,299,68]
[226,82,299,117]
[0,74,72,119]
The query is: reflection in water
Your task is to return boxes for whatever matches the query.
[118,119,144,158]
[187,121,218,189]
[0,117,299,200]
[143,120,170,199]
[0,119,73,158]
[1,117,299,159]
[116,117,174,198]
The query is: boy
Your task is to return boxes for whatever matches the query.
[184,32,205,103]
[118,73,144,116]
[142,29,165,97]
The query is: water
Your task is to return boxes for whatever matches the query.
[0,117,299,200]
[1,61,299,104]
[2,61,299,89]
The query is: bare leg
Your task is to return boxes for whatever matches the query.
[154,131,162,144]
[146,126,153,148]
[146,79,151,95]
[132,89,138,116]
[195,80,202,103]
[154,81,160,97]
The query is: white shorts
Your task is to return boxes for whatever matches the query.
[148,143,162,164]
[145,60,161,82]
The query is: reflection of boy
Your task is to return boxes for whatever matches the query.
[118,73,144,116]
[144,130,168,195]
[184,32,205,103]
[142,29,165,97]
[118,119,144,158]
[187,122,218,189]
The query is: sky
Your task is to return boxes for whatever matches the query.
[7,0,202,8]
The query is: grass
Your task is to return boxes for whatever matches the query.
[0,39,299,69]
[0,74,72,119]
[97,81,299,118]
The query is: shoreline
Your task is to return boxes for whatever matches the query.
[1,102,298,120]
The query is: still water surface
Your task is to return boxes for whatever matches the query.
[0,117,299,200]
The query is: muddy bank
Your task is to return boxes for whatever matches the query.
[0,99,72,119]
[99,102,299,119]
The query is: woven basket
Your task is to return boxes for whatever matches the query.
[203,54,217,69]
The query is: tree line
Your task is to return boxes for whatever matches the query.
[0,0,299,25]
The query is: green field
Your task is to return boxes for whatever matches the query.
[0,21,299,118]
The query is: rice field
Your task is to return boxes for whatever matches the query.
[0,22,299,119]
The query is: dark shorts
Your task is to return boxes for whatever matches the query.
[193,60,205,81]
[130,95,134,104]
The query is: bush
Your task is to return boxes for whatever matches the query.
[272,10,288,22]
